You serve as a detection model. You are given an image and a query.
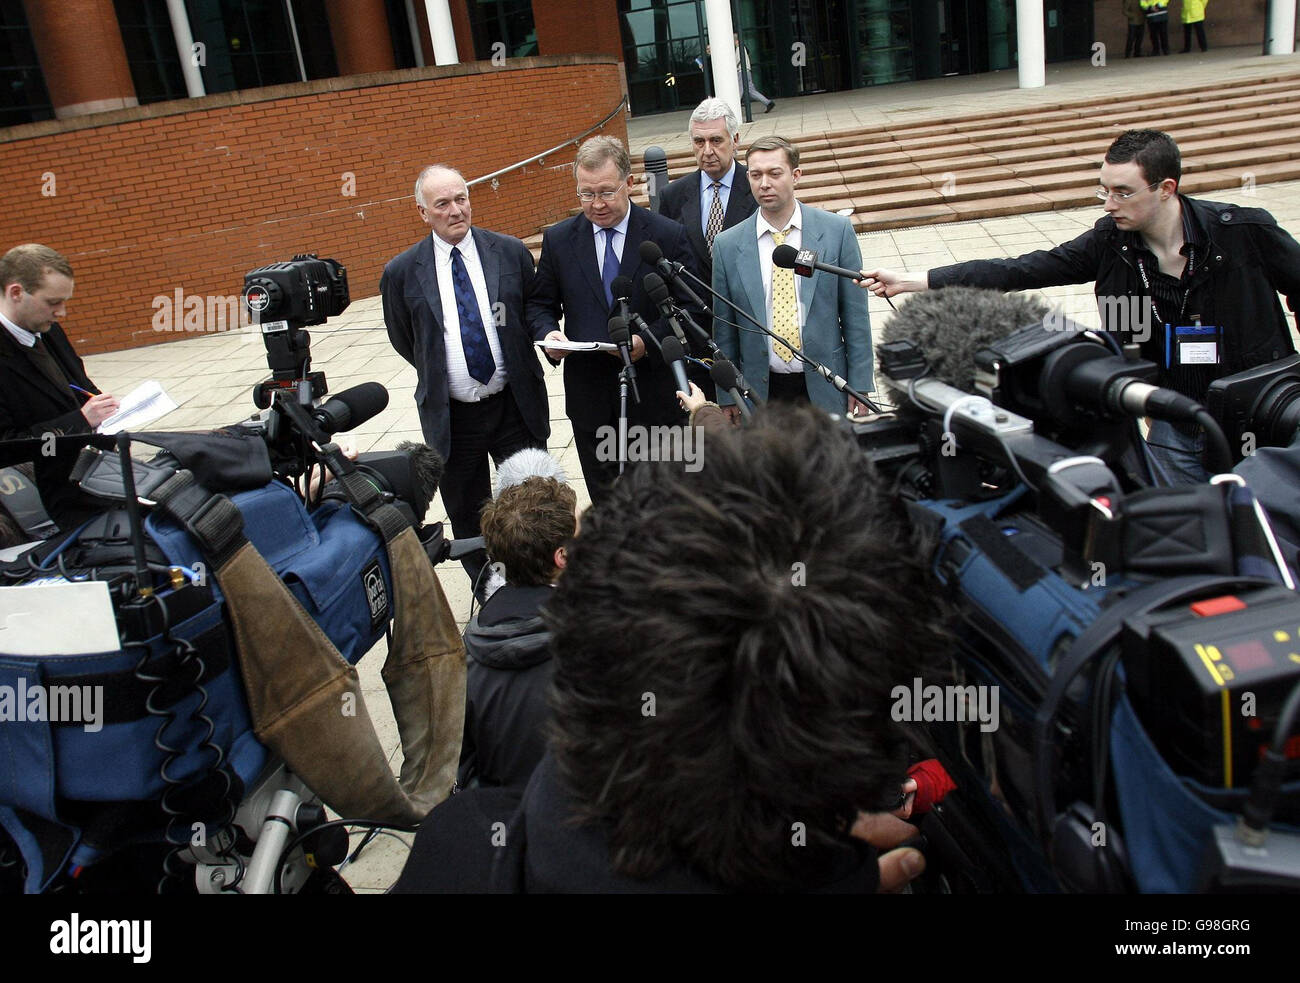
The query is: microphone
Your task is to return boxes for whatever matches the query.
[710,358,753,422]
[639,241,707,309]
[312,382,388,434]
[879,286,1050,395]
[493,447,568,497]
[661,335,691,396]
[611,274,634,316]
[608,313,640,404]
[772,243,865,282]
[643,272,689,346]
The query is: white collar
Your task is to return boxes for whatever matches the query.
[755,201,802,240]
[593,208,632,240]
[431,227,475,257]
[0,311,36,347]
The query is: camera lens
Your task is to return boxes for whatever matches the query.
[1256,375,1300,447]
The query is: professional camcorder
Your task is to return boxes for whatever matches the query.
[853,289,1300,893]
[1207,353,1300,459]
[0,255,468,895]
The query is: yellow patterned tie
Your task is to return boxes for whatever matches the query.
[770,227,799,362]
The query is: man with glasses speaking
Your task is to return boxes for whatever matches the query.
[529,135,697,502]
[859,129,1300,483]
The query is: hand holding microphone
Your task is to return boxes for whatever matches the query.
[856,268,928,298]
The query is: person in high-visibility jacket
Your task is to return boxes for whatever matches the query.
[1181,0,1209,53]
[1142,0,1170,56]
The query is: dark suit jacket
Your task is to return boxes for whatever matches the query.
[381,228,549,461]
[656,160,758,284]
[526,204,698,430]
[0,322,98,524]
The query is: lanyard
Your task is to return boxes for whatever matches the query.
[1133,244,1195,327]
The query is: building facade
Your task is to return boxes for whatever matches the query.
[2,1,1291,126]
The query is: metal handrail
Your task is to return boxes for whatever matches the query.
[467,95,629,190]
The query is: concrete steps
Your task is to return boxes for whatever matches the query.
[519,71,1300,255]
[623,70,1300,235]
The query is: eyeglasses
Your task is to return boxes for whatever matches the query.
[1095,182,1160,203]
[576,189,623,203]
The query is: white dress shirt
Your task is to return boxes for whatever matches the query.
[431,229,507,401]
[755,202,804,375]
[0,311,36,347]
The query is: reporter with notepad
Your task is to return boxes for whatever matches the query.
[0,244,118,529]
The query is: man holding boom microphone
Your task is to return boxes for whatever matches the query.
[859,129,1300,484]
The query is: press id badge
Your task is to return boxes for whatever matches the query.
[1166,323,1221,367]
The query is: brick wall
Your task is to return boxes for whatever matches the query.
[0,57,626,354]
[535,0,624,61]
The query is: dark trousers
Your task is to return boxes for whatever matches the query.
[1148,19,1169,55]
[766,370,811,405]
[1182,22,1207,52]
[1125,24,1145,57]
[574,425,617,506]
[441,388,544,590]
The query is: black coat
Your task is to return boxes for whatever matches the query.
[929,196,1300,384]
[394,752,883,894]
[526,204,699,430]
[458,583,553,791]
[656,161,758,284]
[380,228,550,461]
[0,323,98,523]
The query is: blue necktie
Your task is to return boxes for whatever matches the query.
[601,227,619,310]
[451,246,495,385]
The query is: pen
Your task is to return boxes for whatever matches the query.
[69,383,94,397]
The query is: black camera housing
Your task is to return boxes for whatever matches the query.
[1206,353,1300,459]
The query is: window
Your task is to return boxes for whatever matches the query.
[0,0,51,125]
[114,0,188,104]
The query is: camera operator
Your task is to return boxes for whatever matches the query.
[395,404,948,893]
[0,244,119,528]
[457,473,577,792]
[861,129,1300,485]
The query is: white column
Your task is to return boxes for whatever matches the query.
[404,0,426,67]
[1015,0,1045,89]
[165,0,205,98]
[703,0,740,122]
[424,0,459,65]
[1267,0,1298,56]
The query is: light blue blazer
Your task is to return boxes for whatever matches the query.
[711,203,873,413]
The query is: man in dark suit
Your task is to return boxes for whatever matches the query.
[657,98,758,401]
[381,166,549,592]
[657,97,758,284]
[0,243,118,528]
[712,137,873,420]
[528,135,698,504]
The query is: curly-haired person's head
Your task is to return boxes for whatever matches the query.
[545,403,952,891]
[480,476,577,587]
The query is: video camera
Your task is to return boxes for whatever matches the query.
[0,254,472,895]
[855,301,1300,894]
[243,254,348,409]
[1206,353,1300,460]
